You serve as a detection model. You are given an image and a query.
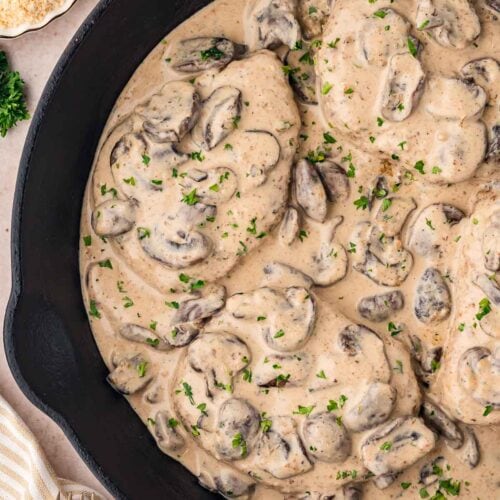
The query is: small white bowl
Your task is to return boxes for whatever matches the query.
[0,0,77,38]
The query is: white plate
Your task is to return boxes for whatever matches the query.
[0,0,77,38]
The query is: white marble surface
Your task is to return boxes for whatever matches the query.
[0,1,110,497]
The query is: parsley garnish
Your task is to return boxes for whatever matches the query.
[0,51,30,137]
[88,300,101,319]
[354,196,369,210]
[232,432,248,457]
[293,405,315,416]
[200,47,224,60]
[407,37,418,57]
[476,297,491,320]
[181,189,200,206]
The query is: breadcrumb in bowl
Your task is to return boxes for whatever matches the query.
[0,0,77,38]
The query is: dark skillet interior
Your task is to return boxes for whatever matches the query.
[3,0,217,498]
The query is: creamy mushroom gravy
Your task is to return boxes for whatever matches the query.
[80,0,500,498]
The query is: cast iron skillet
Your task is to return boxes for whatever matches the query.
[3,0,217,498]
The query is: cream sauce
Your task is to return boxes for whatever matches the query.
[80,0,500,498]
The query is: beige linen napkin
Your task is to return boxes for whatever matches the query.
[0,394,102,500]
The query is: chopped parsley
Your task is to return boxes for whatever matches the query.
[293,405,315,416]
[274,329,285,338]
[414,160,426,174]
[98,259,113,269]
[381,198,392,212]
[316,370,327,379]
[354,196,369,210]
[483,404,493,416]
[321,82,333,95]
[137,227,151,240]
[142,154,151,165]
[224,143,233,150]
[323,131,337,144]
[232,432,248,457]
[136,361,148,378]
[83,235,92,246]
[146,337,160,348]
[374,9,387,18]
[418,19,430,30]
[122,296,134,308]
[88,300,101,319]
[165,301,180,309]
[190,151,205,162]
[432,166,442,174]
[328,38,340,49]
[476,297,491,320]
[377,116,384,127]
[380,441,392,451]
[298,229,309,242]
[388,322,402,336]
[181,189,200,206]
[407,37,418,57]
[261,414,272,432]
[200,46,224,61]
[123,177,136,186]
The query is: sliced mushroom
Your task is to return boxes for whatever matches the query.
[483,211,500,272]
[309,216,348,286]
[173,285,226,325]
[279,207,300,246]
[316,161,350,203]
[239,130,282,187]
[486,0,500,12]
[381,53,425,122]
[414,268,451,324]
[353,223,413,287]
[295,159,328,222]
[171,37,247,73]
[473,274,500,306]
[456,426,480,469]
[192,86,242,151]
[262,262,313,289]
[181,167,237,204]
[425,120,487,184]
[357,9,410,67]
[458,347,500,409]
[110,132,147,174]
[373,473,398,490]
[461,58,500,92]
[357,291,405,322]
[254,353,310,387]
[376,197,417,237]
[487,125,500,161]
[168,324,200,348]
[188,332,250,395]
[255,416,312,479]
[298,0,332,39]
[215,398,260,461]
[420,456,449,486]
[361,417,436,476]
[285,45,318,105]
[198,467,255,499]
[248,0,302,50]
[140,223,212,269]
[409,204,464,257]
[338,325,391,383]
[107,353,153,395]
[302,412,351,463]
[344,382,397,432]
[416,0,481,49]
[135,81,200,143]
[425,76,487,120]
[420,400,463,449]
[263,287,316,352]
[119,324,171,351]
[154,411,186,453]
[92,199,136,238]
